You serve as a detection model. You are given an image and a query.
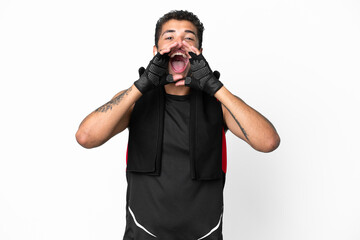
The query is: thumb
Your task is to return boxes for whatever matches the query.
[138,67,145,77]
[213,70,220,80]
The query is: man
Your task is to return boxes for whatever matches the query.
[76,10,280,240]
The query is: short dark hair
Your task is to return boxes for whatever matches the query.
[155,10,205,49]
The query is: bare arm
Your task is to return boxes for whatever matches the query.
[75,42,183,149]
[215,86,280,152]
[178,41,280,152]
[75,84,142,148]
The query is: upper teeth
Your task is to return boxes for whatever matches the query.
[170,52,187,58]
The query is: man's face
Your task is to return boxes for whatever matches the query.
[155,19,201,79]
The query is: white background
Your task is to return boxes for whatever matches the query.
[1,0,359,239]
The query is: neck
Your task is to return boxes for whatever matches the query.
[164,84,191,95]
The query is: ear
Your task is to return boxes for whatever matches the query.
[153,45,158,56]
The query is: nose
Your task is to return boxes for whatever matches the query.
[174,37,183,48]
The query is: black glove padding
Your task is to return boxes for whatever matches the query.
[185,52,223,96]
[134,53,174,94]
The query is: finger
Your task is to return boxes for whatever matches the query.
[181,41,193,57]
[190,45,201,55]
[213,70,220,79]
[188,52,198,60]
[138,67,145,77]
[182,41,201,56]
[160,42,178,54]
[175,80,185,86]
[166,75,174,83]
[181,40,192,51]
[172,74,184,81]
[168,42,180,51]
[183,49,192,59]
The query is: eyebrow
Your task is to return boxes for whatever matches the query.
[161,29,197,37]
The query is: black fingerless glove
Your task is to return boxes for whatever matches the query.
[134,53,173,94]
[185,52,223,96]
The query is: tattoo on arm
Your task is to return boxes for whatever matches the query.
[95,87,132,113]
[222,103,249,142]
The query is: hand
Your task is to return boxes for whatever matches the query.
[133,52,170,94]
[179,41,223,96]
[134,43,183,94]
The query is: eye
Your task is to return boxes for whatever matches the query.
[165,36,173,40]
[185,37,194,41]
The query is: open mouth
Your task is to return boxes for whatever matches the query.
[169,51,189,73]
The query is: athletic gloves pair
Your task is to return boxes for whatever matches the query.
[134,52,223,96]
